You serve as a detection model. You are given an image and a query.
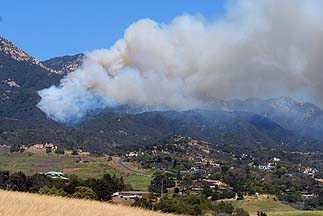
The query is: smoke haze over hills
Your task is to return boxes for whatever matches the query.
[37,0,323,124]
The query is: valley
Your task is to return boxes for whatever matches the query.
[1,4,323,214]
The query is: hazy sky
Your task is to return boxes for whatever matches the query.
[1,0,227,60]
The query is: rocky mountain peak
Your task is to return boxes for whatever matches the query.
[0,36,61,74]
[42,53,83,75]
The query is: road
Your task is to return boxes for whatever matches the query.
[114,157,150,176]
[116,157,138,173]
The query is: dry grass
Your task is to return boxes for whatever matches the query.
[0,190,175,216]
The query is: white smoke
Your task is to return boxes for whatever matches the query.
[37,0,323,124]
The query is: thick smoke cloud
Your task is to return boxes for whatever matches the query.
[37,0,323,124]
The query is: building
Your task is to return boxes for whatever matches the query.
[202,179,227,189]
[45,171,69,180]
[112,191,152,199]
[304,168,317,176]
[29,143,57,150]
[258,163,273,171]
[301,192,316,199]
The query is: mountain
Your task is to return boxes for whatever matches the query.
[42,53,83,75]
[80,109,323,152]
[0,37,65,120]
[209,97,323,140]
[0,37,59,74]
[0,36,322,153]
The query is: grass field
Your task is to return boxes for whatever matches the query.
[231,195,323,216]
[0,190,174,216]
[0,151,152,191]
[268,211,323,216]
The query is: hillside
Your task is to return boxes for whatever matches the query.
[41,54,83,75]
[0,190,174,216]
[81,110,323,152]
[210,97,323,140]
[1,36,323,153]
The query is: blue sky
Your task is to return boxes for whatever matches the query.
[1,0,227,60]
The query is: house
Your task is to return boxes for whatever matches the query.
[203,179,227,188]
[304,168,317,176]
[273,157,281,162]
[29,143,57,150]
[30,144,45,149]
[193,157,202,163]
[191,166,200,172]
[191,180,205,190]
[112,191,152,199]
[301,192,316,199]
[258,163,273,171]
[126,152,138,157]
[45,171,69,180]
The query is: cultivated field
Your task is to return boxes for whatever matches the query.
[0,190,174,216]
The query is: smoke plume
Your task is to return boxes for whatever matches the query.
[37,0,323,124]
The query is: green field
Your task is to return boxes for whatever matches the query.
[268,211,323,216]
[230,195,323,216]
[0,152,152,191]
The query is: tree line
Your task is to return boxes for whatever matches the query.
[0,170,126,201]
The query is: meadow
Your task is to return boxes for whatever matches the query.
[231,195,323,216]
[0,151,152,191]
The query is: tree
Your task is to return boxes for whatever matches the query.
[72,186,98,200]
[9,144,24,153]
[132,198,153,210]
[174,187,180,194]
[64,175,82,194]
[7,172,29,191]
[85,174,115,201]
[55,148,65,154]
[71,149,78,155]
[236,208,249,216]
[149,174,168,194]
[28,174,54,193]
[46,147,52,154]
[215,201,234,215]
[0,171,9,189]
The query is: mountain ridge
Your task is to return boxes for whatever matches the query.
[0,36,323,153]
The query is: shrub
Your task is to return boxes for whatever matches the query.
[72,186,98,200]
[55,148,65,154]
[132,198,153,210]
[236,208,249,216]
[71,149,78,155]
[257,211,267,216]
[39,186,67,197]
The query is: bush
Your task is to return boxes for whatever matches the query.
[72,186,98,200]
[7,172,29,191]
[71,149,78,155]
[46,147,52,154]
[236,208,249,216]
[154,194,211,215]
[9,144,24,153]
[39,186,67,196]
[132,198,153,210]
[55,148,65,154]
[215,201,234,215]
